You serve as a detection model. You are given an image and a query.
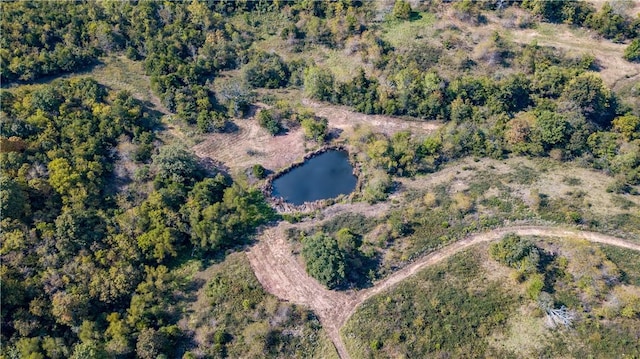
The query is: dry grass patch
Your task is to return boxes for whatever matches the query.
[82,56,168,111]
[302,98,442,137]
[487,307,549,357]
[400,157,640,219]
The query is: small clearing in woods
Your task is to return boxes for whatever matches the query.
[586,0,640,17]
[194,118,308,174]
[436,8,640,90]
[509,24,640,89]
[193,98,441,173]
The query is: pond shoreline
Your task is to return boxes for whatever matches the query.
[262,145,363,214]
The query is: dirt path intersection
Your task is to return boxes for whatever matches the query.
[247,218,640,359]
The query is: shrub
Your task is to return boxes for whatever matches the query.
[301,117,328,142]
[251,164,267,179]
[370,339,383,351]
[257,109,283,135]
[526,273,545,299]
[624,38,640,62]
[303,66,335,101]
[489,234,540,275]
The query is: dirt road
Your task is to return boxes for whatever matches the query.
[246,222,640,359]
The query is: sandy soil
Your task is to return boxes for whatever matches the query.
[247,216,640,359]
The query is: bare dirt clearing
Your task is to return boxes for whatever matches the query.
[247,212,640,359]
[194,99,441,173]
[193,118,308,173]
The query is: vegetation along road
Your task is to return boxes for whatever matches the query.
[247,224,640,359]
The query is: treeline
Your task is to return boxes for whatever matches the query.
[0,80,274,358]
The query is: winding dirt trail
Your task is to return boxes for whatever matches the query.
[247,223,640,359]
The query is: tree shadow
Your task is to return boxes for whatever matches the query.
[243,104,261,119]
[408,11,422,22]
[327,127,344,141]
[222,120,240,133]
[342,252,382,290]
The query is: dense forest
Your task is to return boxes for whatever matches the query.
[1,0,639,358]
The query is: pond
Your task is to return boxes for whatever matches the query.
[272,150,357,205]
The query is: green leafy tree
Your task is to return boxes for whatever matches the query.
[0,176,31,220]
[586,2,634,40]
[186,184,275,252]
[187,175,231,207]
[535,111,570,150]
[560,72,614,127]
[257,109,283,135]
[252,164,267,179]
[152,145,204,187]
[303,66,335,101]
[390,131,421,176]
[336,228,361,252]
[301,117,329,143]
[612,114,640,140]
[197,111,228,134]
[587,131,619,160]
[69,342,108,359]
[135,191,187,262]
[301,233,346,289]
[244,52,290,89]
[136,328,169,359]
[489,234,541,277]
[126,266,176,330]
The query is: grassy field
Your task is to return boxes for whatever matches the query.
[342,248,519,358]
[342,238,640,358]
[361,156,640,274]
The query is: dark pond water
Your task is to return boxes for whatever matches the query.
[272,150,357,205]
